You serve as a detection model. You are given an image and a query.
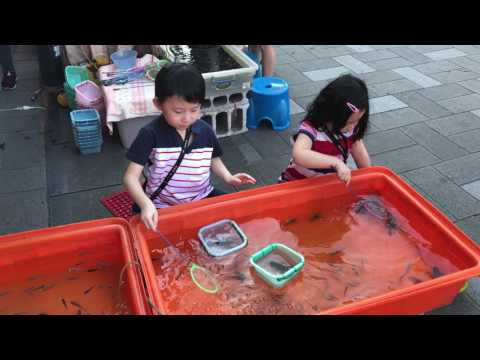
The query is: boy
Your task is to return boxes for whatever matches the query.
[123,63,256,231]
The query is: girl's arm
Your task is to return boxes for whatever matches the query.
[351,139,371,168]
[211,157,256,186]
[123,162,158,231]
[292,133,344,169]
[292,133,352,185]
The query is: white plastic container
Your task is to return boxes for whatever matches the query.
[198,219,248,257]
[202,45,258,100]
[202,99,250,138]
[116,115,158,149]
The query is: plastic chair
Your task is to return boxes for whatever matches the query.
[247,77,290,131]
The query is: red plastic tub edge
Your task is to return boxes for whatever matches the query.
[128,166,480,315]
[0,217,150,315]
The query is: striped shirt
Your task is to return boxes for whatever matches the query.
[126,115,223,208]
[280,119,354,182]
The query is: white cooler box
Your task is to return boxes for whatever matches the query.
[116,115,158,149]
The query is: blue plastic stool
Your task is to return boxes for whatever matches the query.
[243,48,262,78]
[247,77,290,131]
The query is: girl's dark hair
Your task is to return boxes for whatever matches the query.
[155,62,205,104]
[305,74,369,141]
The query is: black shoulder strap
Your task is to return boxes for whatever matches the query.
[148,126,192,202]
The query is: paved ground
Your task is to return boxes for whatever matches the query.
[1,45,480,314]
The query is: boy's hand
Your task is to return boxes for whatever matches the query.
[141,200,158,231]
[334,161,351,186]
[226,173,256,186]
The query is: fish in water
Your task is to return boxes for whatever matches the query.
[230,271,247,282]
[309,213,322,222]
[84,286,95,295]
[207,233,239,247]
[285,218,297,225]
[61,298,68,309]
[269,260,293,273]
[432,266,444,278]
[385,212,397,235]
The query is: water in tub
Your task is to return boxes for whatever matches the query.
[150,194,459,315]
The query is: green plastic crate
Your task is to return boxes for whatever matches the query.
[250,243,305,289]
[65,65,89,89]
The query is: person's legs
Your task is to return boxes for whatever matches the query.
[258,45,276,77]
[249,45,276,77]
[0,45,17,90]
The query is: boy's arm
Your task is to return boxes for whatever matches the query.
[351,139,371,168]
[211,157,256,186]
[123,162,158,230]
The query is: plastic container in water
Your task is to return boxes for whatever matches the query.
[250,243,305,288]
[198,219,247,257]
[111,50,138,70]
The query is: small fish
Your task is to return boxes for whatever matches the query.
[83,286,95,295]
[230,271,247,282]
[41,284,54,292]
[285,218,297,225]
[309,213,322,222]
[66,276,78,281]
[386,213,397,235]
[76,309,82,315]
[96,261,111,269]
[408,276,423,284]
[61,298,68,309]
[269,260,292,273]
[25,284,47,293]
[27,275,43,281]
[399,263,413,281]
[325,294,338,301]
[70,301,86,310]
[351,266,360,276]
[207,237,238,247]
[328,249,342,256]
[432,266,444,278]
[87,268,97,272]
[344,286,349,296]
[0,142,5,151]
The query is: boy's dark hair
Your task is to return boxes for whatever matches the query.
[155,62,205,104]
[305,74,369,141]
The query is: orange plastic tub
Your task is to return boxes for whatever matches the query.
[0,218,150,315]
[130,166,480,315]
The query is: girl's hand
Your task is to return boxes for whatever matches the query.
[140,200,158,231]
[334,161,351,186]
[226,173,256,187]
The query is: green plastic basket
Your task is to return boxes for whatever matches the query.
[63,82,76,109]
[65,65,90,89]
[250,243,304,288]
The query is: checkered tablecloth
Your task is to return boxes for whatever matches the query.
[98,54,162,134]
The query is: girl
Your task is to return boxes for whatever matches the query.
[280,74,371,186]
